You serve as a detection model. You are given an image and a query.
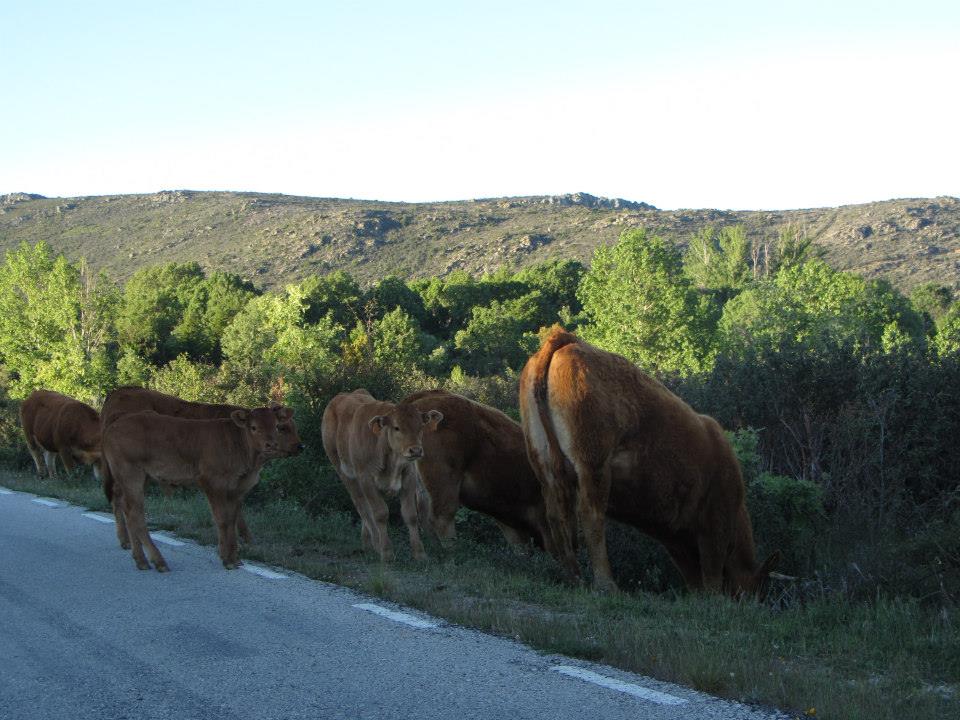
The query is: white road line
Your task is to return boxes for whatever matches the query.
[32,498,63,508]
[241,564,288,579]
[353,603,439,629]
[0,487,13,495]
[550,665,688,706]
[150,532,185,547]
[82,512,115,524]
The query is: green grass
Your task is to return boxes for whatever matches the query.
[3,467,956,720]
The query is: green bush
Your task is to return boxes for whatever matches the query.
[747,471,825,574]
[252,453,353,516]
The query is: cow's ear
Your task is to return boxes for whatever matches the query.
[273,405,293,420]
[368,415,386,435]
[231,409,249,428]
[422,410,443,431]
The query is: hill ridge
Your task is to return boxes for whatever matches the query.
[1,190,957,291]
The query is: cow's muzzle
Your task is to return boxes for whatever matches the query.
[404,446,424,460]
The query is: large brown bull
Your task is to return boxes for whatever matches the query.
[519,327,778,596]
[20,390,102,480]
[405,390,550,551]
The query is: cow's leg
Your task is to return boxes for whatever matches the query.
[25,439,46,478]
[697,533,726,593]
[236,507,253,545]
[399,472,427,561]
[418,460,459,545]
[526,445,581,583]
[43,450,59,480]
[58,450,77,477]
[495,520,535,551]
[208,494,242,569]
[112,483,131,550]
[121,474,169,572]
[360,484,393,562]
[338,472,377,551]
[663,539,703,592]
[575,460,617,593]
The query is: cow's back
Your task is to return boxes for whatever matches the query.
[22,390,85,448]
[104,412,246,484]
[102,387,239,427]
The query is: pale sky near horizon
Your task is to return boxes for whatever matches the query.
[3,1,958,210]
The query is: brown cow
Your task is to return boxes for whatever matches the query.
[519,327,779,596]
[101,386,303,549]
[321,389,442,562]
[405,390,550,551]
[102,407,285,571]
[20,390,102,480]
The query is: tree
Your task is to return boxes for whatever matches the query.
[578,230,713,376]
[513,259,586,317]
[0,242,119,402]
[684,225,753,294]
[911,282,954,335]
[718,260,925,358]
[299,271,363,327]
[170,271,258,362]
[453,292,546,375]
[934,301,960,356]
[364,275,427,325]
[117,262,205,364]
[219,284,345,401]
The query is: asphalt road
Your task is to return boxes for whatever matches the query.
[0,486,785,720]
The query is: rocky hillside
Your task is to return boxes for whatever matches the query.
[1,190,957,292]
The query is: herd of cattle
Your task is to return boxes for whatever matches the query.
[18,327,781,597]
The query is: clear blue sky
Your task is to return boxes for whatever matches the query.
[3,1,958,209]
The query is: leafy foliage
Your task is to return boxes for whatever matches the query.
[0,242,118,402]
[579,229,713,376]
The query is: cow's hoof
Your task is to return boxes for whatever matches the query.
[155,563,170,573]
[120,541,131,550]
[412,552,429,563]
[223,560,241,570]
[135,560,150,571]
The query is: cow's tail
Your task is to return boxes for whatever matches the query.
[520,326,582,582]
[102,454,115,504]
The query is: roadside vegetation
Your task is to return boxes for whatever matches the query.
[1,226,958,719]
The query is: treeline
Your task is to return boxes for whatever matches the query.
[1,229,958,604]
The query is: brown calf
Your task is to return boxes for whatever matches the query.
[100,386,303,549]
[20,390,102,480]
[321,389,442,562]
[519,327,779,596]
[102,407,285,571]
[405,390,550,551]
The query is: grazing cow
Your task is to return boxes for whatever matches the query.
[321,389,443,562]
[20,390,102,480]
[405,390,550,551]
[102,407,284,571]
[100,386,303,549]
[519,327,779,596]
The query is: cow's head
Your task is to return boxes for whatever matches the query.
[270,404,305,456]
[726,550,781,598]
[368,404,443,463]
[232,406,281,457]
